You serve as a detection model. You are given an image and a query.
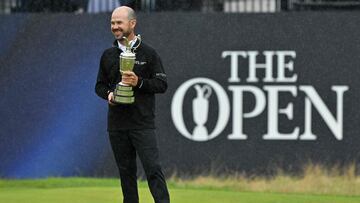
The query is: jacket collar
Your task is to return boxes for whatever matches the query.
[112,37,141,52]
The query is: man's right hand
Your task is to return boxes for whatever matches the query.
[108,92,116,105]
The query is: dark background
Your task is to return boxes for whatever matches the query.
[0,12,359,178]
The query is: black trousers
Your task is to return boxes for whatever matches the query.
[109,129,170,203]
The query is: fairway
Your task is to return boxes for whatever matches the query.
[1,187,360,203]
[0,178,359,203]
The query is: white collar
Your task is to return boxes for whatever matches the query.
[117,38,137,52]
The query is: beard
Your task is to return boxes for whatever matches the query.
[122,30,131,38]
[113,29,132,40]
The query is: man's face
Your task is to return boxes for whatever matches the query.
[111,11,135,40]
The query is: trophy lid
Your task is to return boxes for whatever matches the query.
[120,36,131,52]
[119,35,141,55]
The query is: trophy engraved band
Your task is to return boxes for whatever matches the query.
[113,35,141,104]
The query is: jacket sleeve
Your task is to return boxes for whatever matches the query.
[135,51,167,94]
[95,52,111,100]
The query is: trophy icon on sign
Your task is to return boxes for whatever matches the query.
[192,84,212,140]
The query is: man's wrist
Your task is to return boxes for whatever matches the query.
[107,90,111,95]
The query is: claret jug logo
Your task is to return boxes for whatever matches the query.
[171,78,230,141]
[171,51,349,142]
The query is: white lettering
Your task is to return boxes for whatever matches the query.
[228,85,266,139]
[276,51,297,82]
[222,51,247,83]
[247,51,275,82]
[263,86,299,140]
[299,86,349,140]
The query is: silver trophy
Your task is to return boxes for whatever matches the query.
[113,35,141,104]
[192,84,212,139]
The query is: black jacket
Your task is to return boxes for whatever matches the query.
[95,40,167,130]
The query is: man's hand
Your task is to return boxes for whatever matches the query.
[121,71,138,87]
[108,92,116,105]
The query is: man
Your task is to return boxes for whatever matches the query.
[95,6,170,203]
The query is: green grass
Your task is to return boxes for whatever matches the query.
[0,177,360,203]
[171,163,360,196]
[1,187,360,203]
[0,177,120,188]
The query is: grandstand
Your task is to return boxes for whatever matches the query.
[1,0,360,14]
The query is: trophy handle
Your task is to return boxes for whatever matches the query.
[194,84,212,99]
[132,34,142,50]
[202,85,212,99]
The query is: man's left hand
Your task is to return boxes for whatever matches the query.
[121,71,138,87]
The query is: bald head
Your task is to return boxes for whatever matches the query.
[111,6,137,41]
[112,6,136,21]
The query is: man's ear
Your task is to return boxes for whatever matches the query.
[130,19,137,29]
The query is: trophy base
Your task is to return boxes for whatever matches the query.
[113,83,135,104]
[113,96,135,104]
[115,89,134,97]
